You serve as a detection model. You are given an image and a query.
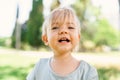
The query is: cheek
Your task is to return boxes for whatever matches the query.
[47,32,57,41]
[72,34,80,43]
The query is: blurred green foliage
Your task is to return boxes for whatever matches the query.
[0,38,6,46]
[10,0,120,51]
[73,0,120,51]
[0,66,29,80]
[26,0,44,48]
[98,68,120,80]
[93,19,120,47]
[0,38,11,47]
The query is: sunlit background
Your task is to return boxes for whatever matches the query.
[0,0,32,37]
[0,0,119,37]
[0,0,120,80]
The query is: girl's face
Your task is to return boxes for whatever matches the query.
[42,9,80,55]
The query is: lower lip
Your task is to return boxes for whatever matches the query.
[59,41,70,44]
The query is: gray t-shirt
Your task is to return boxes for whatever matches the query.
[26,58,98,80]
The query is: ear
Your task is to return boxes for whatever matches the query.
[78,34,80,40]
[42,35,48,46]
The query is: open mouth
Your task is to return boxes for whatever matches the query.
[58,37,70,43]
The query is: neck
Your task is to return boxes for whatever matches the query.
[52,51,74,62]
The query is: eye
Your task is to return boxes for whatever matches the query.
[68,26,75,29]
[51,27,59,30]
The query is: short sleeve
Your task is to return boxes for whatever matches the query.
[81,61,98,80]
[26,60,40,80]
[87,66,98,80]
[26,58,49,80]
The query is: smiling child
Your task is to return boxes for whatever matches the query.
[26,7,98,80]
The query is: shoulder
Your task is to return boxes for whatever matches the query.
[80,60,98,80]
[37,58,49,64]
[80,60,96,71]
[34,58,50,69]
[26,58,50,80]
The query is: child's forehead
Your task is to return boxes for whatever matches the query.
[51,9,76,25]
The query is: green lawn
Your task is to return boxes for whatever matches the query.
[0,51,120,80]
[0,53,39,80]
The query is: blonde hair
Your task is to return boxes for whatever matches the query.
[42,7,81,36]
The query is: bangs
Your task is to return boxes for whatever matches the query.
[51,9,75,26]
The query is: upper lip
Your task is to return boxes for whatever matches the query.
[58,37,70,42]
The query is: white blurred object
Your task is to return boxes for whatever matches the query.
[101,45,111,52]
[42,0,76,19]
[0,0,33,37]
[59,0,76,7]
[91,0,119,31]
[0,0,17,37]
[42,0,53,19]
[17,0,33,24]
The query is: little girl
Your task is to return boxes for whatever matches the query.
[26,7,98,80]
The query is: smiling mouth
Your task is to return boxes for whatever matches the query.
[58,37,70,43]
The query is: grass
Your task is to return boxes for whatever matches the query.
[0,52,40,80]
[0,50,120,80]
[98,68,120,80]
[0,66,30,80]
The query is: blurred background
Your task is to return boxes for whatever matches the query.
[0,0,120,80]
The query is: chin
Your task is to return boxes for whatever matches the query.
[58,47,72,52]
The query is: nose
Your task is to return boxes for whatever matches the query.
[58,27,68,35]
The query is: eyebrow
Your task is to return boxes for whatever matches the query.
[51,22,59,26]
[51,22,76,27]
[67,22,74,24]
[66,22,76,26]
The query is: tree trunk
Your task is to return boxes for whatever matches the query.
[15,21,21,49]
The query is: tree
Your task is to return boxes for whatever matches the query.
[26,0,44,48]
